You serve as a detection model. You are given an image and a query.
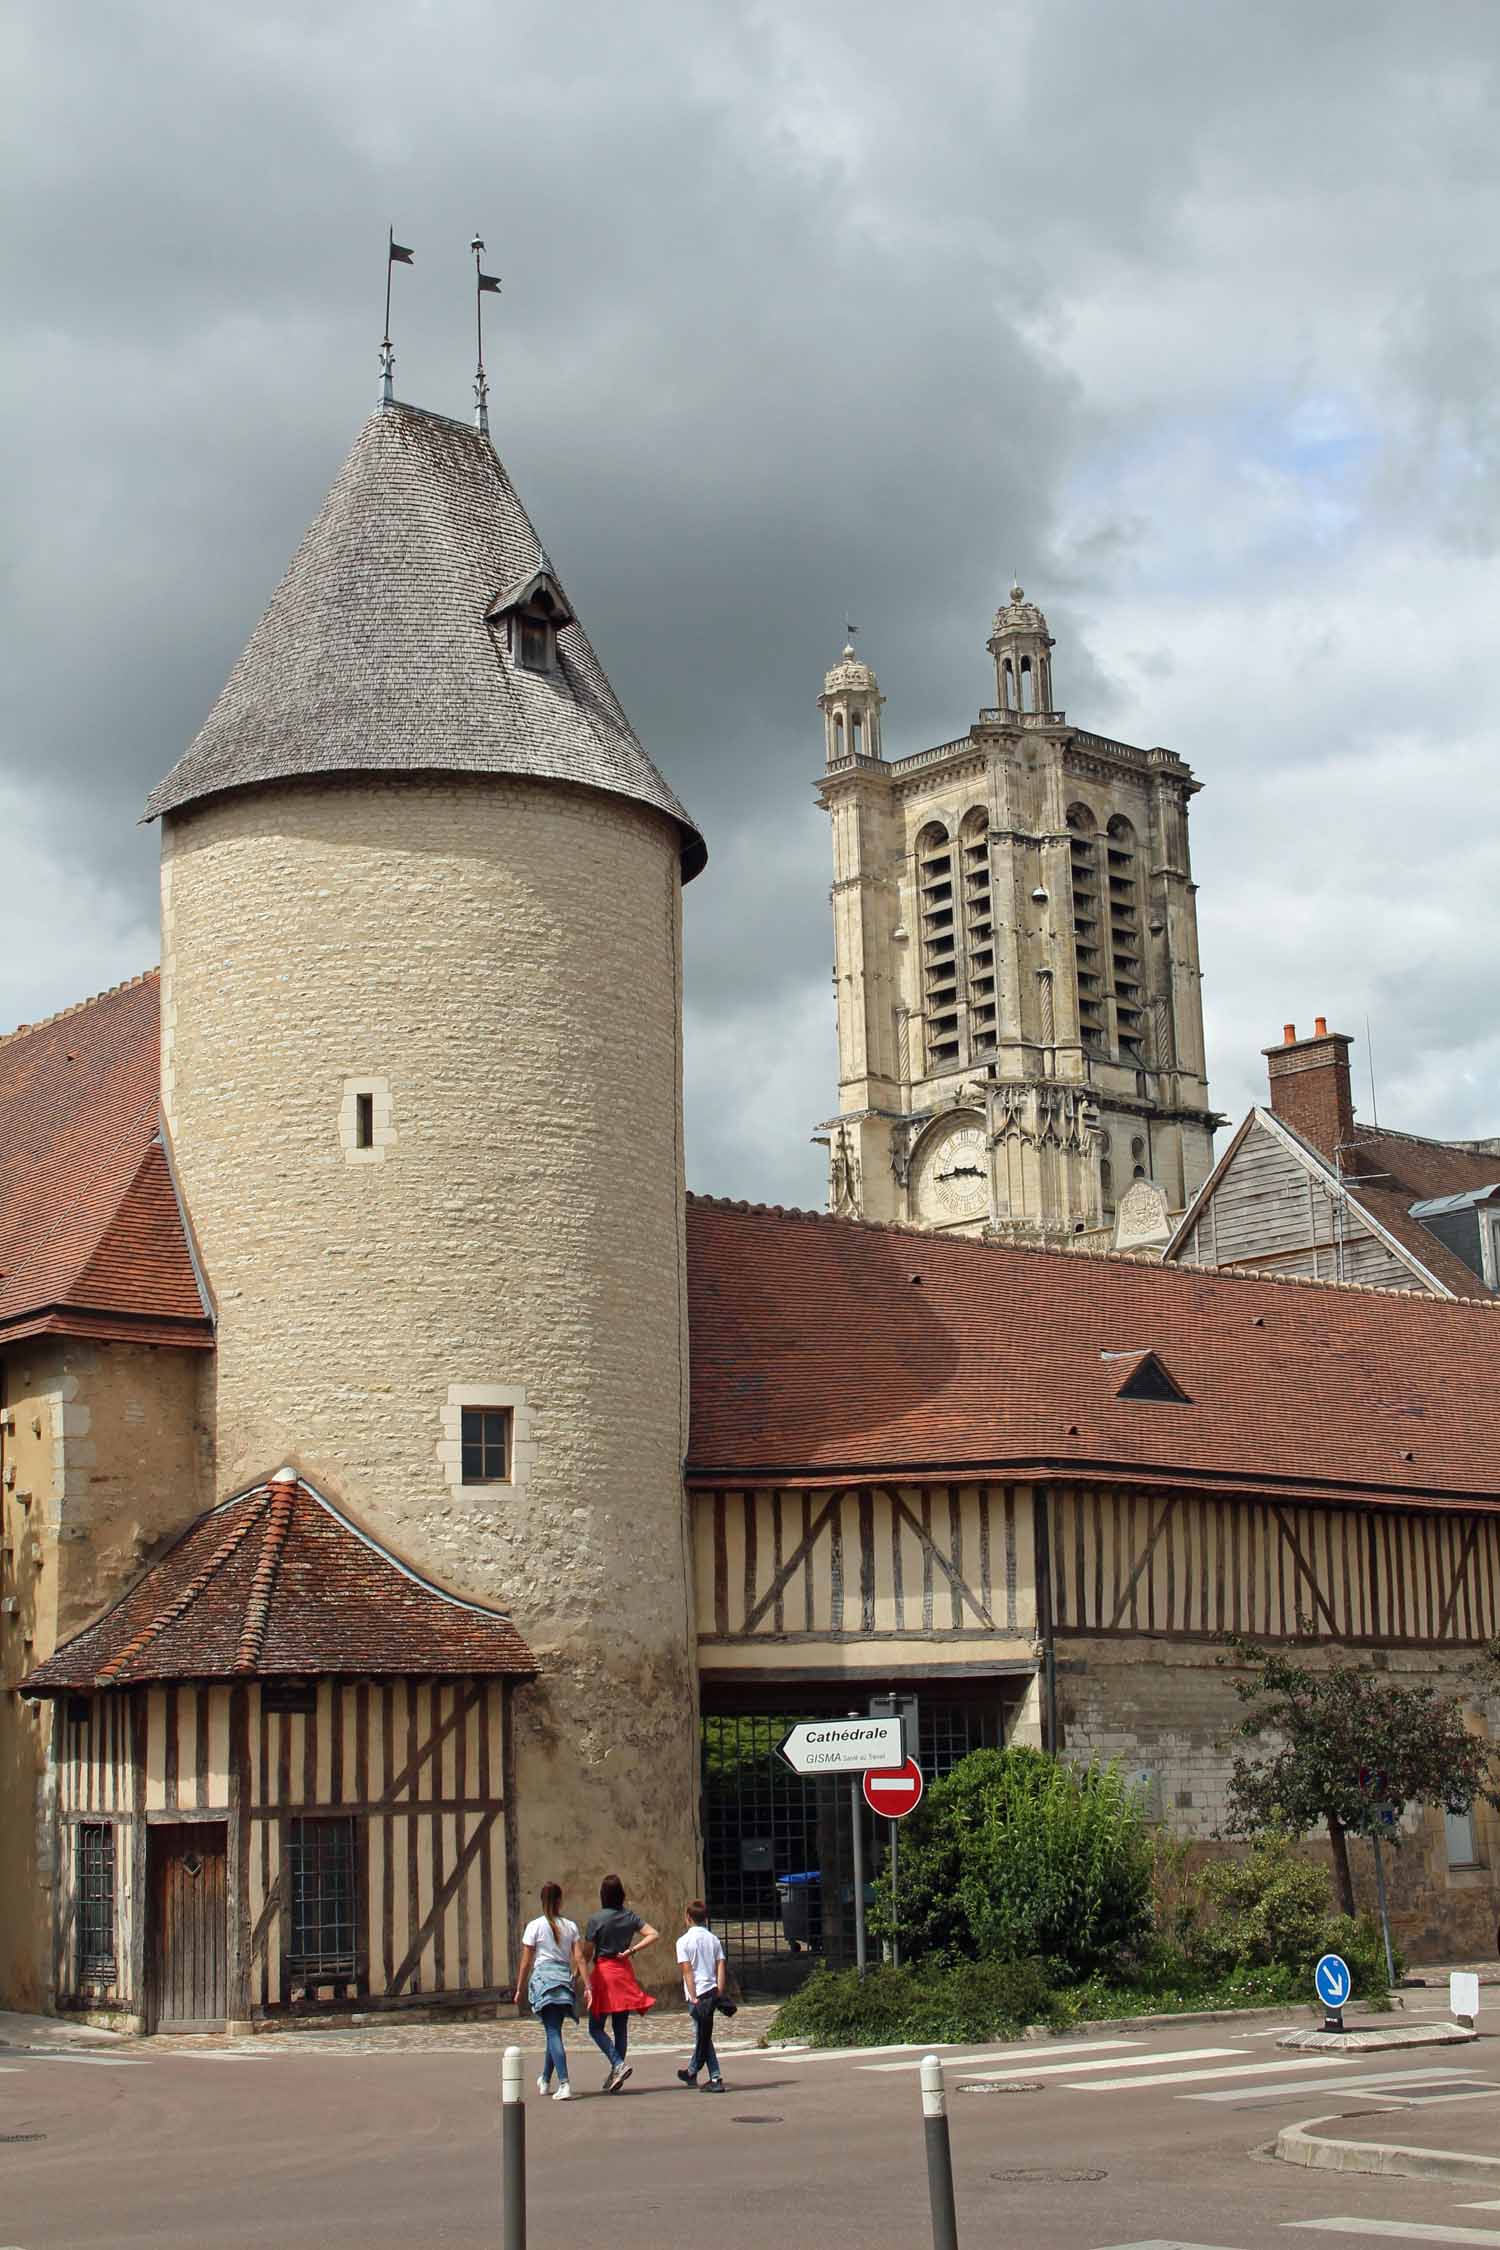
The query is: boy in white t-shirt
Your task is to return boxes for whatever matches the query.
[674,1901,729,2092]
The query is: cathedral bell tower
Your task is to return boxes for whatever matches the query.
[815,590,1218,1245]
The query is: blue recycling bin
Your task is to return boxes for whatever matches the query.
[776,1870,821,1951]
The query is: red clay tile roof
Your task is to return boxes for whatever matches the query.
[1345,1125,1500,1295]
[684,1195,1500,1509]
[0,972,208,1350]
[0,973,209,1344]
[23,1473,536,1691]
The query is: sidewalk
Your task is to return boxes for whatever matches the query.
[1276,2031,1500,2186]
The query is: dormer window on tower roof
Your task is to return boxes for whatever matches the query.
[486,562,575,676]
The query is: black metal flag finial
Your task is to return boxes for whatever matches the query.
[381,226,414,408]
[471,232,502,438]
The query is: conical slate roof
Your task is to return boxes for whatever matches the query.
[144,403,706,880]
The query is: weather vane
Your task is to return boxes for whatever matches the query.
[845,619,859,645]
[380,226,414,408]
[471,233,502,437]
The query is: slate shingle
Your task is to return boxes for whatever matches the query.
[143,403,706,880]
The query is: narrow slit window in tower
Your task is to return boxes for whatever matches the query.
[355,1092,374,1150]
[851,713,863,755]
[1068,805,1107,1054]
[1020,657,1034,713]
[1107,817,1144,1063]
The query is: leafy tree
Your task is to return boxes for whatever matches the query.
[870,1745,1153,1979]
[1219,1637,1495,1916]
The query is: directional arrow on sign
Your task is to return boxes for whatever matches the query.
[777,1717,904,1775]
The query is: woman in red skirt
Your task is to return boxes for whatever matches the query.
[584,1873,658,2091]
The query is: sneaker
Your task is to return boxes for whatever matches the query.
[603,2066,620,2091]
[613,2062,633,2091]
[676,2068,697,2086]
[552,2083,572,2101]
[537,2075,551,2098]
[702,2078,726,2093]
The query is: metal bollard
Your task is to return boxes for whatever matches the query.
[502,2044,527,2250]
[920,2054,959,2250]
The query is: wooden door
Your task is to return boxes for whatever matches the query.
[149,1822,228,2031]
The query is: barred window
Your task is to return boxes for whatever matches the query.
[460,1405,511,1484]
[288,1816,357,1978]
[77,1822,116,1983]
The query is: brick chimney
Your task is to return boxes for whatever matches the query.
[1263,1017,1355,1157]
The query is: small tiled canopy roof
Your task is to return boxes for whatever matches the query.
[684,1195,1500,1508]
[23,1473,535,1692]
[0,973,208,1347]
[143,403,706,882]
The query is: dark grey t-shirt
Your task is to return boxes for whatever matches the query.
[585,1908,643,1959]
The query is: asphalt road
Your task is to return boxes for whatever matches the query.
[5,2014,1500,2250]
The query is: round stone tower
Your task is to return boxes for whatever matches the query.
[145,401,707,1941]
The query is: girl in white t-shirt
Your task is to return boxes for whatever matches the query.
[514,1883,588,2100]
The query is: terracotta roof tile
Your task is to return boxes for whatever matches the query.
[684,1195,1500,1506]
[0,973,208,1342]
[24,1473,536,1691]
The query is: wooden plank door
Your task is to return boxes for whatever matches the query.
[149,1822,228,2031]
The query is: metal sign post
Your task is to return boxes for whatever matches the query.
[1370,1828,1396,1990]
[850,1770,868,1976]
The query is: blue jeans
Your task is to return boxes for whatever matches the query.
[538,2002,571,2087]
[588,2011,631,2069]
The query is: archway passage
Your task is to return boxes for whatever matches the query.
[699,1678,1024,1993]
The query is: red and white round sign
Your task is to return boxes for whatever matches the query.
[862,1757,924,1820]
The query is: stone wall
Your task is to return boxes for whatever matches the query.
[0,1337,211,2006]
[1060,1635,1500,1964]
[160,774,701,1970]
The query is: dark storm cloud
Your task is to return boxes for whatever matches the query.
[6,0,1499,1198]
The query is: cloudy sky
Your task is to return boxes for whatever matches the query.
[8,0,1499,1206]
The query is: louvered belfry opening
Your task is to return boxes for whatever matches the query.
[1107,816,1145,1063]
[918,825,960,1071]
[961,810,997,1055]
[1068,804,1106,1053]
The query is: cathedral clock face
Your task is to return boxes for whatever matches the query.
[914,1117,989,1223]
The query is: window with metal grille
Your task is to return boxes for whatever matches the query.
[288,1816,357,1977]
[460,1405,510,1484]
[77,1822,116,1983]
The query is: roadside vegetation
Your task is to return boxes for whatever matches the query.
[767,1747,1400,2049]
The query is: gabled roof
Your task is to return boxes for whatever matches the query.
[23,1471,536,1692]
[0,974,209,1346]
[1166,1106,1492,1300]
[684,1195,1500,1508]
[143,403,705,881]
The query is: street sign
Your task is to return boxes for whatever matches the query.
[1315,1953,1351,2011]
[777,1716,903,1775]
[863,1758,924,1820]
[868,1692,919,1762]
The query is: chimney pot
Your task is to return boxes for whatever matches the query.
[1315,1016,1328,1037]
[1283,1023,1296,1044]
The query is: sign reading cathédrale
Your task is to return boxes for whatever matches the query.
[777,1717,904,1775]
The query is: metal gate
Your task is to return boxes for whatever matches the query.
[701,1687,1012,1991]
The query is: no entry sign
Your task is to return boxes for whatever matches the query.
[862,1757,924,1820]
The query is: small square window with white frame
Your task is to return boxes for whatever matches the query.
[460,1405,511,1485]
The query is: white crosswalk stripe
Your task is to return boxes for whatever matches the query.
[959,2046,1245,2085]
[1287,2222,1500,2244]
[860,2035,1141,2073]
[1185,2065,1492,2105]
[1070,2055,1356,2091]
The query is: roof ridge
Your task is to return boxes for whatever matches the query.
[0,967,159,1049]
[234,1478,295,1672]
[94,1494,268,1685]
[684,1190,1500,1309]
[1354,1119,1500,1155]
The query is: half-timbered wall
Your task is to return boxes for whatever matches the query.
[693,1483,1036,1673]
[52,1677,515,2024]
[1047,1488,1500,1646]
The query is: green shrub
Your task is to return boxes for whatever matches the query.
[768,1958,1063,2048]
[872,1747,1153,1980]
[1192,1835,1334,1976]
[1186,1835,1401,1995]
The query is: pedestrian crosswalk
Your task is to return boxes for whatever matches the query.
[1103,2225,1500,2250]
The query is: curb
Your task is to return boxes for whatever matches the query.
[1277,2116,1500,2185]
[1277,2023,1478,2055]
